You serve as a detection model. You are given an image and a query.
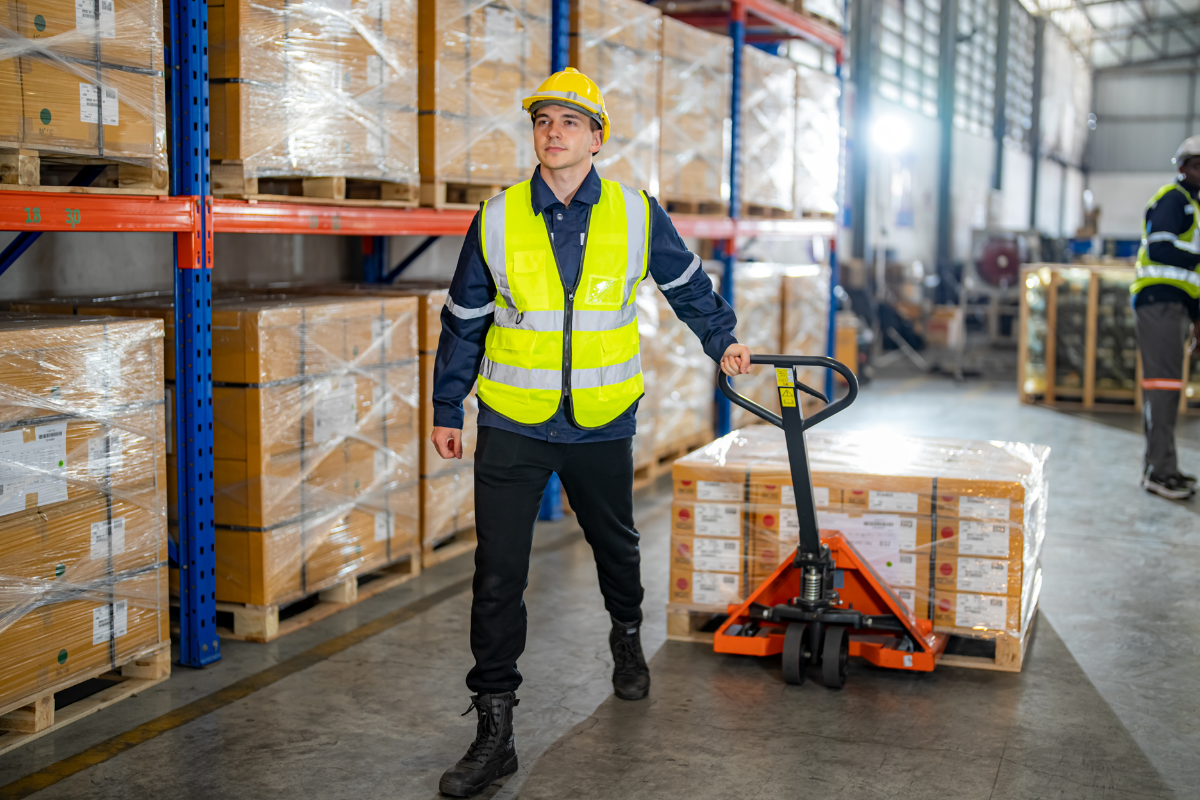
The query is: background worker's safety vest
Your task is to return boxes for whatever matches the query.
[1133,182,1200,299]
[476,178,651,428]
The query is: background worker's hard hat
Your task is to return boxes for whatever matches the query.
[522,67,611,145]
[1173,135,1200,165]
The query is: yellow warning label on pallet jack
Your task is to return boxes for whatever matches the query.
[779,387,797,407]
[775,367,794,387]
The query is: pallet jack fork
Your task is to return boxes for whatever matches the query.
[713,355,949,688]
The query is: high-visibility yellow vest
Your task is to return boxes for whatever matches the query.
[1133,182,1200,299]
[476,178,651,428]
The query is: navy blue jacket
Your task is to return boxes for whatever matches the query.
[432,166,738,442]
[1137,177,1200,321]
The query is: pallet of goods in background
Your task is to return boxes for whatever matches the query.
[571,0,661,192]
[666,427,1047,673]
[729,262,830,430]
[794,65,839,219]
[208,0,419,205]
[0,315,171,754]
[739,46,795,219]
[10,293,424,643]
[0,0,168,194]
[1019,263,1199,416]
[657,18,730,217]
[417,0,550,208]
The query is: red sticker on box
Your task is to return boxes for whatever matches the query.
[940,563,953,576]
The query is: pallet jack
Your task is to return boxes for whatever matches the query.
[714,355,949,688]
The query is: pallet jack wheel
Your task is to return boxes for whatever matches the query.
[782,623,809,685]
[821,626,849,689]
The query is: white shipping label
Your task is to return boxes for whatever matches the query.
[484,6,518,64]
[0,430,28,516]
[959,495,1011,521]
[30,424,68,506]
[371,317,390,345]
[896,517,918,551]
[895,587,916,613]
[692,537,741,573]
[955,593,1009,631]
[367,55,384,88]
[92,605,111,644]
[693,503,741,538]
[956,557,1011,594]
[888,553,918,588]
[781,484,796,505]
[696,480,741,502]
[959,521,1012,558]
[691,571,741,606]
[79,84,119,126]
[818,512,900,568]
[868,490,919,513]
[313,378,357,443]
[813,486,829,507]
[113,600,127,638]
[88,432,124,476]
[374,511,393,542]
[90,517,126,559]
[75,0,115,36]
[778,508,800,544]
[98,0,114,37]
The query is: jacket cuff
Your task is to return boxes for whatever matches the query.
[704,331,738,364]
[433,403,466,430]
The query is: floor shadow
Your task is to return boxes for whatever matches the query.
[510,615,1176,800]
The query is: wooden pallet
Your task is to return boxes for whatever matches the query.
[214,550,421,643]
[663,198,728,217]
[742,203,793,220]
[665,603,728,644]
[211,161,419,206]
[0,642,171,756]
[422,526,478,568]
[420,180,508,210]
[0,148,168,195]
[799,210,837,220]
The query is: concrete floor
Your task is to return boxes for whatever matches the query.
[1,370,1196,800]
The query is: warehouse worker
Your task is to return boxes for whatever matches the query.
[1133,136,1200,500]
[429,67,751,797]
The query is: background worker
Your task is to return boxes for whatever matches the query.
[1132,136,1200,500]
[429,67,753,797]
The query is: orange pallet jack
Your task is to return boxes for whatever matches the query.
[713,355,949,688]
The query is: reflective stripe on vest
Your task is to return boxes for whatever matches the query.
[1134,182,1200,299]
[476,178,651,427]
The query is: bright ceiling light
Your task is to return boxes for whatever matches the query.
[870,115,912,154]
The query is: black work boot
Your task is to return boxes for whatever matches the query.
[609,614,650,700]
[439,692,519,797]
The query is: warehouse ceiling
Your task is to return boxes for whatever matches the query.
[1070,0,1200,67]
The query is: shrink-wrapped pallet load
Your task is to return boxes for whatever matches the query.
[781,264,831,400]
[571,0,662,191]
[0,0,168,191]
[794,65,839,217]
[0,315,170,729]
[657,17,730,212]
[739,47,795,215]
[416,0,551,205]
[208,0,419,201]
[730,263,784,429]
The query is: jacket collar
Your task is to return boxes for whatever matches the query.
[1177,175,1200,199]
[530,165,602,215]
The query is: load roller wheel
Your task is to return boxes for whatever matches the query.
[782,623,809,685]
[821,625,849,689]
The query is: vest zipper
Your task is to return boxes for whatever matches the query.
[545,206,592,428]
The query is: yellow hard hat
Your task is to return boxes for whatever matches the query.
[522,67,611,145]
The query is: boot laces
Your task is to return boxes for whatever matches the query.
[612,630,645,675]
[460,696,511,764]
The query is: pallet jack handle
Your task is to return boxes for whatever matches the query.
[717,355,859,431]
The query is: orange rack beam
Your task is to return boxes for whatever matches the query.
[0,193,196,232]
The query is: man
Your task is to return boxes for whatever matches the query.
[430,67,752,797]
[1132,135,1200,500]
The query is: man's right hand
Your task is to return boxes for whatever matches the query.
[431,426,463,460]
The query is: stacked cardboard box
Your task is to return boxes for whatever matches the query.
[417,0,550,198]
[740,46,795,214]
[658,17,730,209]
[1,0,167,177]
[794,65,839,217]
[572,0,662,191]
[208,0,418,193]
[669,426,1048,642]
[0,315,169,713]
[781,264,831,402]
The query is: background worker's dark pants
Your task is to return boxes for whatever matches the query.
[466,426,644,694]
[1135,300,1192,478]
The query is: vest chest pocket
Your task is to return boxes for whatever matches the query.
[583,273,624,309]
[509,250,552,310]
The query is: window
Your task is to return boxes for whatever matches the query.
[875,0,941,118]
[1005,0,1036,150]
[954,0,998,136]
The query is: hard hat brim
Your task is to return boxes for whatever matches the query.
[523,97,611,144]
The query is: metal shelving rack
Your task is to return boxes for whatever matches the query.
[0,0,842,668]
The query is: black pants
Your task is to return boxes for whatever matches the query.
[1135,301,1191,478]
[466,426,644,694]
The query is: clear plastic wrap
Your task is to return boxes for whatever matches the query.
[209,0,418,190]
[800,0,843,27]
[781,264,830,399]
[794,65,839,217]
[0,0,167,183]
[572,0,661,192]
[658,17,730,208]
[650,287,714,450]
[418,0,550,188]
[669,426,1048,642]
[730,263,784,429]
[740,46,795,213]
[0,314,169,717]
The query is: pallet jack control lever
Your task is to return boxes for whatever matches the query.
[717,354,858,432]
